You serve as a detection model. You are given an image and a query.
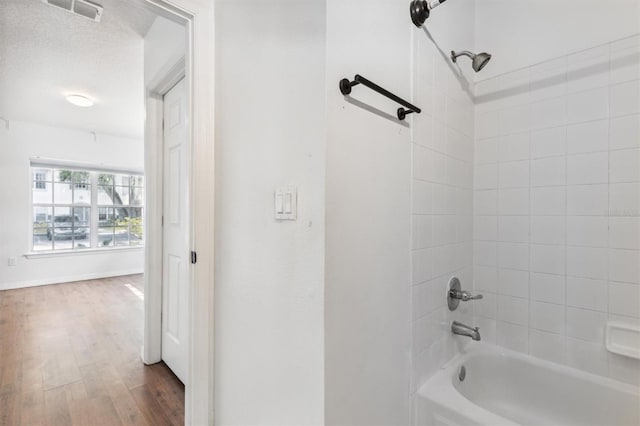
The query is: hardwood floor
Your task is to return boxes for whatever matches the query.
[0,275,184,426]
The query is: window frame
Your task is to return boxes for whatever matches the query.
[29,162,145,253]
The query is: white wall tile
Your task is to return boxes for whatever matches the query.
[497,321,529,353]
[530,97,567,130]
[497,295,529,326]
[530,272,565,305]
[531,216,565,245]
[475,163,498,189]
[609,282,640,317]
[498,133,530,162]
[475,138,498,164]
[566,277,608,312]
[498,189,530,215]
[412,215,433,250]
[473,215,497,241]
[609,249,640,284]
[474,241,497,267]
[566,216,609,247]
[566,307,607,342]
[531,157,566,187]
[566,246,608,280]
[609,217,640,249]
[610,80,640,117]
[566,120,609,154]
[567,152,609,184]
[474,190,498,215]
[474,266,498,293]
[498,216,530,243]
[476,109,501,139]
[530,301,566,334]
[530,127,566,159]
[567,185,608,215]
[608,352,640,387]
[530,244,565,275]
[500,104,531,134]
[610,149,640,183]
[566,338,609,376]
[497,268,529,298]
[567,87,609,124]
[529,330,566,364]
[412,248,433,285]
[531,187,566,215]
[610,115,640,150]
[474,291,497,319]
[413,180,433,215]
[609,183,640,217]
[499,161,530,188]
[498,242,529,270]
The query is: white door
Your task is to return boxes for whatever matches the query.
[162,78,189,383]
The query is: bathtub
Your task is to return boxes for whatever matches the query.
[415,343,640,426]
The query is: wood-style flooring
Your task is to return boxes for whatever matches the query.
[0,275,184,426]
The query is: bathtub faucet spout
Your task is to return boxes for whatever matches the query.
[451,321,481,341]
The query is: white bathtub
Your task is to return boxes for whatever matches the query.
[416,343,640,426]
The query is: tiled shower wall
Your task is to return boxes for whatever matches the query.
[410,26,475,390]
[472,35,640,385]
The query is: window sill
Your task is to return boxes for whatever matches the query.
[24,245,144,259]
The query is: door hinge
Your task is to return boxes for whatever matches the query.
[191,251,197,264]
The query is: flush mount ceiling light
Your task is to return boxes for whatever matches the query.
[65,94,94,107]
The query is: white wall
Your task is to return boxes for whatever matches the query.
[0,120,144,290]
[324,0,476,424]
[144,15,186,88]
[473,35,640,386]
[410,0,476,396]
[475,0,640,79]
[214,1,326,424]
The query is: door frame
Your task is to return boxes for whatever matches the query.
[141,1,215,425]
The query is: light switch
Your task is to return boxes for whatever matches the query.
[274,186,297,220]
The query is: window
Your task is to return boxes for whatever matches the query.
[33,170,47,190]
[31,165,144,252]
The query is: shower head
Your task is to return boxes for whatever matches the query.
[451,51,492,72]
[410,0,448,27]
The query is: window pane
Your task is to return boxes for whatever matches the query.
[73,184,91,204]
[53,182,73,204]
[72,207,90,227]
[33,206,52,225]
[33,168,52,181]
[115,226,130,246]
[130,186,144,206]
[114,175,130,187]
[53,228,74,250]
[114,186,129,205]
[73,228,90,249]
[98,227,115,247]
[98,184,114,205]
[53,207,72,226]
[99,207,115,226]
[33,183,53,203]
[33,227,52,251]
[131,176,144,186]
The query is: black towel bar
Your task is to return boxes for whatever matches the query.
[339,74,421,121]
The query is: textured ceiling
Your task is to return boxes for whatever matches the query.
[0,0,158,139]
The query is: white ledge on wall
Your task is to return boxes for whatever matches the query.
[24,245,144,259]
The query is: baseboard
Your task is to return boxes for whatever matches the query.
[0,268,144,291]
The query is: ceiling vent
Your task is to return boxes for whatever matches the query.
[41,0,103,23]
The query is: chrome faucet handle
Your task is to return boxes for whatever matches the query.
[448,277,483,311]
[449,289,483,302]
